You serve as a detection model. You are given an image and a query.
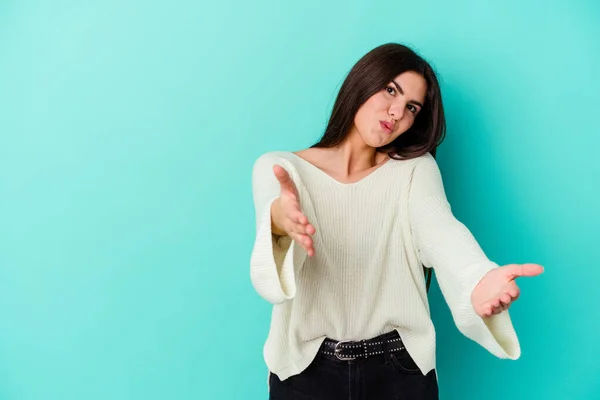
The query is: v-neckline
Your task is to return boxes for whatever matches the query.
[289,151,393,187]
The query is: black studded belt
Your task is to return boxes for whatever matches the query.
[318,331,405,361]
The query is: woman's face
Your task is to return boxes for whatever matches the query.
[351,71,427,148]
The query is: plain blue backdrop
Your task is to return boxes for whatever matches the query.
[1,0,598,399]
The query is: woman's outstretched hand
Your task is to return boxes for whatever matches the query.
[271,164,316,257]
[471,263,544,318]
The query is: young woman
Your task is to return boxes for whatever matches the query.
[250,43,544,400]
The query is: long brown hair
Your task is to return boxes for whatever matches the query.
[312,43,446,160]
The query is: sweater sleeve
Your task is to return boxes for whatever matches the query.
[249,153,307,305]
[408,153,520,360]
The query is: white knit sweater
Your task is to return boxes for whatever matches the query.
[250,151,520,380]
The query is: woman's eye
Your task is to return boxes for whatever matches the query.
[407,104,417,113]
[386,86,396,95]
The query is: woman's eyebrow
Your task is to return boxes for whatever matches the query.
[391,80,424,108]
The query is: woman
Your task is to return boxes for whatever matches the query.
[250,43,543,399]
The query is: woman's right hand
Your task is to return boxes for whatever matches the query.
[271,164,316,257]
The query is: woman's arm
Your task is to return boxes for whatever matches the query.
[407,153,521,360]
[249,153,312,305]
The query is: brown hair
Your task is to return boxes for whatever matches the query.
[311,43,446,159]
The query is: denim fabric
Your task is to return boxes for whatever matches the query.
[269,331,439,400]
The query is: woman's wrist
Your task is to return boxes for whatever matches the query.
[270,198,287,236]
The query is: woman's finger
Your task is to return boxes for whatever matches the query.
[290,233,313,254]
[483,305,493,317]
[297,214,307,225]
[282,201,303,222]
[292,222,308,235]
[303,238,315,257]
[505,263,545,280]
[290,210,307,225]
[289,232,306,247]
[273,165,300,199]
[273,165,291,185]
[500,293,512,305]
[288,210,316,236]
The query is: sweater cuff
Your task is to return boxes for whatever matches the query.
[455,263,521,360]
[250,197,301,304]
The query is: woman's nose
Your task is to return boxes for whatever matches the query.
[389,102,406,121]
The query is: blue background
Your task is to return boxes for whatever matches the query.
[1,0,598,398]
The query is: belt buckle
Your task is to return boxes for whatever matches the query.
[334,340,356,361]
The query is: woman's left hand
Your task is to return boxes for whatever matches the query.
[471,263,544,318]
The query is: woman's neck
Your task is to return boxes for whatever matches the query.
[331,133,388,175]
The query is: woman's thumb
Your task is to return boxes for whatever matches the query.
[273,165,291,185]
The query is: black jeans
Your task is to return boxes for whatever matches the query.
[269,332,438,400]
